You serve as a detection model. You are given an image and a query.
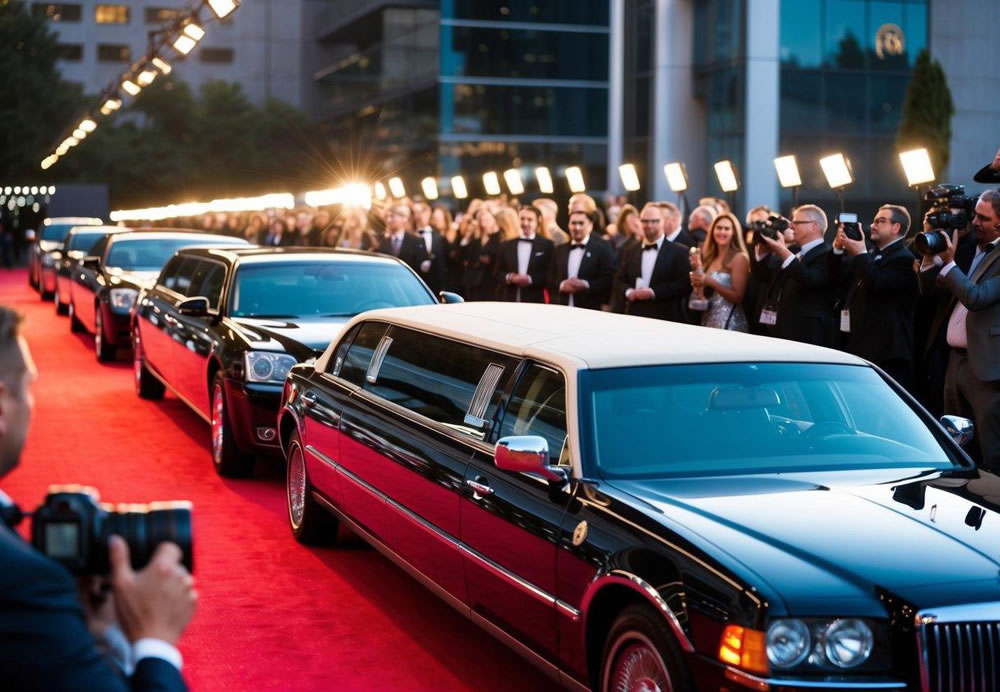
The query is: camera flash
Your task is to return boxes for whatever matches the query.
[820,153,854,189]
[899,148,935,186]
[774,155,802,188]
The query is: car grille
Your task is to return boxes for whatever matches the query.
[918,620,1000,691]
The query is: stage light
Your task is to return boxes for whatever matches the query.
[503,168,525,195]
[41,156,57,170]
[173,34,197,55]
[819,153,853,189]
[100,98,122,115]
[13,187,20,194]
[713,160,739,193]
[73,128,86,140]
[451,175,468,199]
[152,57,172,74]
[30,186,38,195]
[184,23,205,40]
[137,70,157,87]
[374,182,387,201]
[64,136,79,147]
[388,176,405,198]
[899,148,935,186]
[773,155,802,188]
[421,177,439,200]
[48,186,56,194]
[618,163,641,192]
[565,166,586,193]
[121,79,141,96]
[56,143,69,156]
[535,166,554,194]
[208,0,238,19]
[79,119,97,133]
[2,187,10,195]
[664,162,688,192]
[483,171,502,196]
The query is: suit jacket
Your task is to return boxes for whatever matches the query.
[753,242,837,347]
[0,524,187,691]
[550,235,615,309]
[669,228,695,249]
[615,239,691,322]
[494,236,555,303]
[378,232,430,275]
[918,232,978,354]
[415,227,448,295]
[610,236,640,313]
[839,241,918,365]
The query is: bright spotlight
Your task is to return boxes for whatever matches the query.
[819,153,854,189]
[184,23,205,40]
[152,57,172,74]
[73,128,86,140]
[773,155,802,188]
[65,136,79,147]
[535,166,554,194]
[30,186,38,194]
[137,70,157,87]
[482,172,502,196]
[899,148,935,186]
[618,163,641,192]
[565,166,586,193]
[2,187,10,195]
[41,157,57,170]
[450,175,468,199]
[713,161,740,193]
[79,119,97,133]
[173,34,197,54]
[208,0,238,19]
[100,98,122,115]
[663,162,688,192]
[13,187,20,194]
[421,177,439,200]
[121,79,141,96]
[387,177,406,198]
[374,182,387,201]
[56,143,69,156]
[503,168,525,195]
[48,186,56,194]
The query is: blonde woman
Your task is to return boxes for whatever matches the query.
[331,207,377,250]
[689,212,750,331]
[494,207,520,241]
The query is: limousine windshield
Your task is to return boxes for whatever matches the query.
[229,261,434,318]
[582,362,964,479]
[107,238,234,271]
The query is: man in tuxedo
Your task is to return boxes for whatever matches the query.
[832,204,918,391]
[412,201,448,295]
[495,206,554,303]
[378,203,429,275]
[918,190,1000,470]
[657,201,695,249]
[615,203,691,322]
[752,203,837,347]
[0,306,195,690]
[551,209,615,309]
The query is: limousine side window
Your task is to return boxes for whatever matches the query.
[367,328,514,436]
[162,257,198,295]
[499,364,568,466]
[338,322,387,387]
[188,260,226,309]
[328,324,360,377]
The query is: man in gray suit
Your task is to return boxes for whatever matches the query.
[919,189,1000,470]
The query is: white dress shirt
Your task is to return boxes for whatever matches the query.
[625,235,664,300]
[943,238,1000,348]
[781,237,825,269]
[418,226,433,254]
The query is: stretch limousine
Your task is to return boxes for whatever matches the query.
[278,302,996,691]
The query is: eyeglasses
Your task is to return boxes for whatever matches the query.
[790,219,815,226]
[872,217,891,225]
[640,219,661,225]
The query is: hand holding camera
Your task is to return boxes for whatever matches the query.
[835,214,867,256]
[915,184,974,256]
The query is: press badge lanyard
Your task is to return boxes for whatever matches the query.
[759,262,792,327]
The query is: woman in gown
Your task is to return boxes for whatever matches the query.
[689,212,750,332]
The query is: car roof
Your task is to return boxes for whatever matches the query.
[44,217,103,226]
[180,246,405,266]
[108,230,249,244]
[353,302,867,370]
[67,225,126,235]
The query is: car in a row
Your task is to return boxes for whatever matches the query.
[28,216,103,296]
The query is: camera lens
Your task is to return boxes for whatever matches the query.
[915,230,947,256]
[103,501,194,573]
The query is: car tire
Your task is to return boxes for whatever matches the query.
[600,604,693,692]
[211,373,254,478]
[54,284,68,315]
[94,307,115,362]
[69,300,85,333]
[286,430,339,545]
[133,327,164,400]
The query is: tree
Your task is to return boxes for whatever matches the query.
[897,49,954,176]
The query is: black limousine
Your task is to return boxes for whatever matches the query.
[51,225,126,315]
[278,302,995,692]
[30,216,103,296]
[70,229,247,361]
[132,247,442,477]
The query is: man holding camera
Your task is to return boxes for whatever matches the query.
[0,306,195,690]
[918,190,1000,471]
[833,205,919,391]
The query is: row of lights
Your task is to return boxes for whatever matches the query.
[2,186,56,196]
[110,192,294,222]
[41,1,240,171]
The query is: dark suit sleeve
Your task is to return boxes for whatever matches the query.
[783,251,833,289]
[581,241,614,302]
[851,253,918,295]
[751,251,781,283]
[918,264,944,297]
[613,247,634,305]
[493,241,513,282]
[650,246,692,301]
[528,239,554,288]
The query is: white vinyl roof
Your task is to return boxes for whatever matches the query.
[354,302,866,371]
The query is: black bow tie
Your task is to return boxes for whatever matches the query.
[642,244,659,252]
[519,237,534,243]
[570,243,586,250]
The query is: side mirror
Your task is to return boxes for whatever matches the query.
[25,229,36,243]
[177,296,210,317]
[81,256,101,270]
[941,415,974,448]
[494,435,566,484]
[438,291,465,304]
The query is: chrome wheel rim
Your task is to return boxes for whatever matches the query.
[95,311,102,353]
[288,443,306,528]
[133,331,142,391]
[607,634,673,692]
[211,386,224,466]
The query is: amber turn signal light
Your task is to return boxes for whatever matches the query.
[718,625,768,674]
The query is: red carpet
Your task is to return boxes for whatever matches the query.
[0,269,551,691]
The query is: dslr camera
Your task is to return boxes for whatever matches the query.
[915,184,976,255]
[751,215,790,244]
[28,485,193,575]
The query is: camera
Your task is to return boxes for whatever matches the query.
[915,184,976,255]
[751,215,790,243]
[30,485,192,575]
[838,213,863,241]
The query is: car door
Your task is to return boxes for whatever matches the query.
[360,328,516,602]
[460,362,573,660]
[72,235,109,330]
[172,258,228,413]
[137,255,184,383]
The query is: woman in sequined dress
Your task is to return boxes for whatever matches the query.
[689,212,750,332]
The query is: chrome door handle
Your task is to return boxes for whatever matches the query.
[466,478,493,499]
[301,391,317,407]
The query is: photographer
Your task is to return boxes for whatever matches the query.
[0,306,195,691]
[752,204,837,347]
[917,190,1000,470]
[832,205,918,391]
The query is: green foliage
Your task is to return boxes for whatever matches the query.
[897,49,954,175]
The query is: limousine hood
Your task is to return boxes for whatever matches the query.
[231,317,350,358]
[611,469,1000,616]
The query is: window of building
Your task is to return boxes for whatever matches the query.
[95,4,129,24]
[56,43,83,61]
[444,1,609,25]
[97,44,131,63]
[32,3,82,22]
[447,83,608,137]
[199,48,234,64]
[145,7,183,24]
[440,27,608,81]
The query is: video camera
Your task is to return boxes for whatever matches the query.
[26,485,193,575]
[915,184,976,255]
[750,215,790,244]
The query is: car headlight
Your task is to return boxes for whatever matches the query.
[823,619,873,669]
[109,288,137,312]
[244,352,297,383]
[766,619,811,669]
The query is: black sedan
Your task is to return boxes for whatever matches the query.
[30,216,103,296]
[70,229,248,361]
[51,226,127,315]
[132,247,442,477]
